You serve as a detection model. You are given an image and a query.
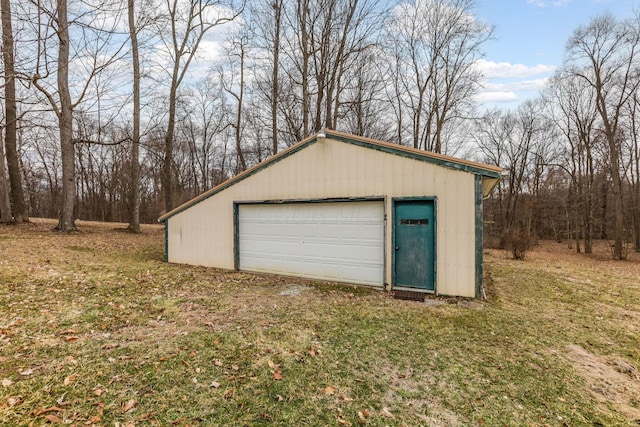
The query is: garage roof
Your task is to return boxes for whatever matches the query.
[158,130,502,222]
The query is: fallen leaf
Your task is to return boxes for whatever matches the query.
[44,414,62,423]
[380,407,395,419]
[122,399,137,413]
[64,336,79,342]
[231,364,239,371]
[255,412,270,423]
[59,329,77,335]
[102,343,119,350]
[358,409,370,422]
[1,378,13,387]
[56,393,68,406]
[214,359,223,367]
[324,385,336,395]
[138,412,154,421]
[90,416,102,423]
[210,381,221,388]
[224,388,234,399]
[337,417,352,426]
[268,360,276,369]
[7,396,22,407]
[20,369,33,376]
[273,368,283,380]
[63,373,77,386]
[34,407,63,416]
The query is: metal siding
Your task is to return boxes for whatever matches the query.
[438,171,475,297]
[168,137,477,296]
[238,202,384,286]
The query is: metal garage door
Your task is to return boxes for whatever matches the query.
[238,201,384,286]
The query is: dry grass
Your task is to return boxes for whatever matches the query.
[1,219,639,426]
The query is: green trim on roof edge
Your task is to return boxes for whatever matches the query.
[158,135,319,222]
[474,175,484,299]
[328,132,501,179]
[159,131,501,222]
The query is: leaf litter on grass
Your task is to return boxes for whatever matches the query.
[1,220,639,425]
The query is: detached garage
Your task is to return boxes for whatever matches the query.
[159,130,501,298]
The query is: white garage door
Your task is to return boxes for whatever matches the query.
[238,201,384,286]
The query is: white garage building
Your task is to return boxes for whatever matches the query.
[159,130,501,298]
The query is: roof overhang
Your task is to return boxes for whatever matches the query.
[158,130,502,222]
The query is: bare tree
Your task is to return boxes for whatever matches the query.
[341,48,394,140]
[247,0,283,154]
[1,0,28,222]
[157,0,242,212]
[26,0,128,231]
[177,76,229,193]
[0,135,11,222]
[50,0,74,231]
[627,12,640,253]
[566,13,640,259]
[270,0,282,154]
[219,34,249,172]
[476,101,547,237]
[127,0,141,232]
[279,0,381,139]
[386,0,492,152]
[544,71,600,252]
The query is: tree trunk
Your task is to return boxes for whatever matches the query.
[599,177,608,239]
[1,0,28,222]
[127,0,140,233]
[162,77,178,213]
[55,0,77,232]
[271,0,281,155]
[609,149,625,259]
[235,42,246,171]
[0,140,12,222]
[632,100,640,252]
[298,0,310,138]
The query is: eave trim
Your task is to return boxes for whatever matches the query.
[158,130,502,222]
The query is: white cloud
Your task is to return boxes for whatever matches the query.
[475,91,519,103]
[476,59,556,79]
[527,0,570,7]
[475,77,551,105]
[483,78,551,92]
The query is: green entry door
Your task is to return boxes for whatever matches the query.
[394,200,435,291]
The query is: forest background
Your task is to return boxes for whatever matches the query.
[0,0,639,260]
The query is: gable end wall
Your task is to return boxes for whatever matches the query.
[167,136,477,297]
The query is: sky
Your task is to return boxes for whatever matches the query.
[474,0,638,109]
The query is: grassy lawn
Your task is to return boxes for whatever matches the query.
[1,219,639,426]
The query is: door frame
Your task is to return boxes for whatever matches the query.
[233,197,387,286]
[391,196,437,293]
